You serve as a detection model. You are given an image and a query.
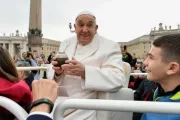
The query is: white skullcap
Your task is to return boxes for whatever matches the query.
[75,10,96,20]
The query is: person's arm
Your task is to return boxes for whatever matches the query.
[46,61,65,82]
[29,59,38,66]
[82,43,125,92]
[27,79,58,120]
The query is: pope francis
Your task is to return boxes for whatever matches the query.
[47,11,125,120]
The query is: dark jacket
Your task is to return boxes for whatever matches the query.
[122,52,132,65]
[131,58,137,67]
[48,55,52,63]
[27,114,53,120]
[141,85,180,120]
[129,76,144,90]
[133,79,158,120]
[25,73,34,91]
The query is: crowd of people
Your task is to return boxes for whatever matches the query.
[13,50,56,81]
[0,10,180,120]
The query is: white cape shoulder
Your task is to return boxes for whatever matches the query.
[59,36,77,52]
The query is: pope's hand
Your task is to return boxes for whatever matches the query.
[61,57,85,79]
[52,57,64,76]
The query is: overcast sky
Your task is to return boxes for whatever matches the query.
[0,0,180,42]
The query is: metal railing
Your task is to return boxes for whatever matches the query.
[17,66,48,71]
[0,96,28,120]
[54,99,180,120]
[16,66,148,76]
[13,66,180,120]
[130,73,148,76]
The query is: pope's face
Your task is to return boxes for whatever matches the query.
[74,14,98,45]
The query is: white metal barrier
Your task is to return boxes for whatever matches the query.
[0,96,28,120]
[54,99,180,120]
[17,66,48,71]
[13,66,180,120]
[16,66,148,76]
[130,73,148,76]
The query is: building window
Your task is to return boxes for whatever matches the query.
[144,44,146,49]
[42,47,43,50]
[0,43,3,47]
[5,44,9,50]
[150,44,151,48]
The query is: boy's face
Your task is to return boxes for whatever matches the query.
[143,46,169,82]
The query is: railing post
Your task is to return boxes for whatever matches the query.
[0,96,28,120]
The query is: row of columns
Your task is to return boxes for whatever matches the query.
[0,42,27,58]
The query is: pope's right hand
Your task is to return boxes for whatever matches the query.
[52,57,64,76]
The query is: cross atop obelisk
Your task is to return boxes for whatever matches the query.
[28,0,43,57]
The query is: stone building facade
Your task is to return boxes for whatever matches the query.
[0,30,60,59]
[120,23,180,59]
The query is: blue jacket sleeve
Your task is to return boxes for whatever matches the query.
[27,112,53,120]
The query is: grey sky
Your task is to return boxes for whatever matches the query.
[0,0,180,42]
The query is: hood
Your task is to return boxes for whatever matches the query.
[0,77,32,103]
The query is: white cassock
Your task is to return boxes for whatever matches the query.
[47,34,125,120]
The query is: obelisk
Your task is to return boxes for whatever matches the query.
[28,0,42,57]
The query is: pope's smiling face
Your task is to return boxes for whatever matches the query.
[74,14,98,45]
